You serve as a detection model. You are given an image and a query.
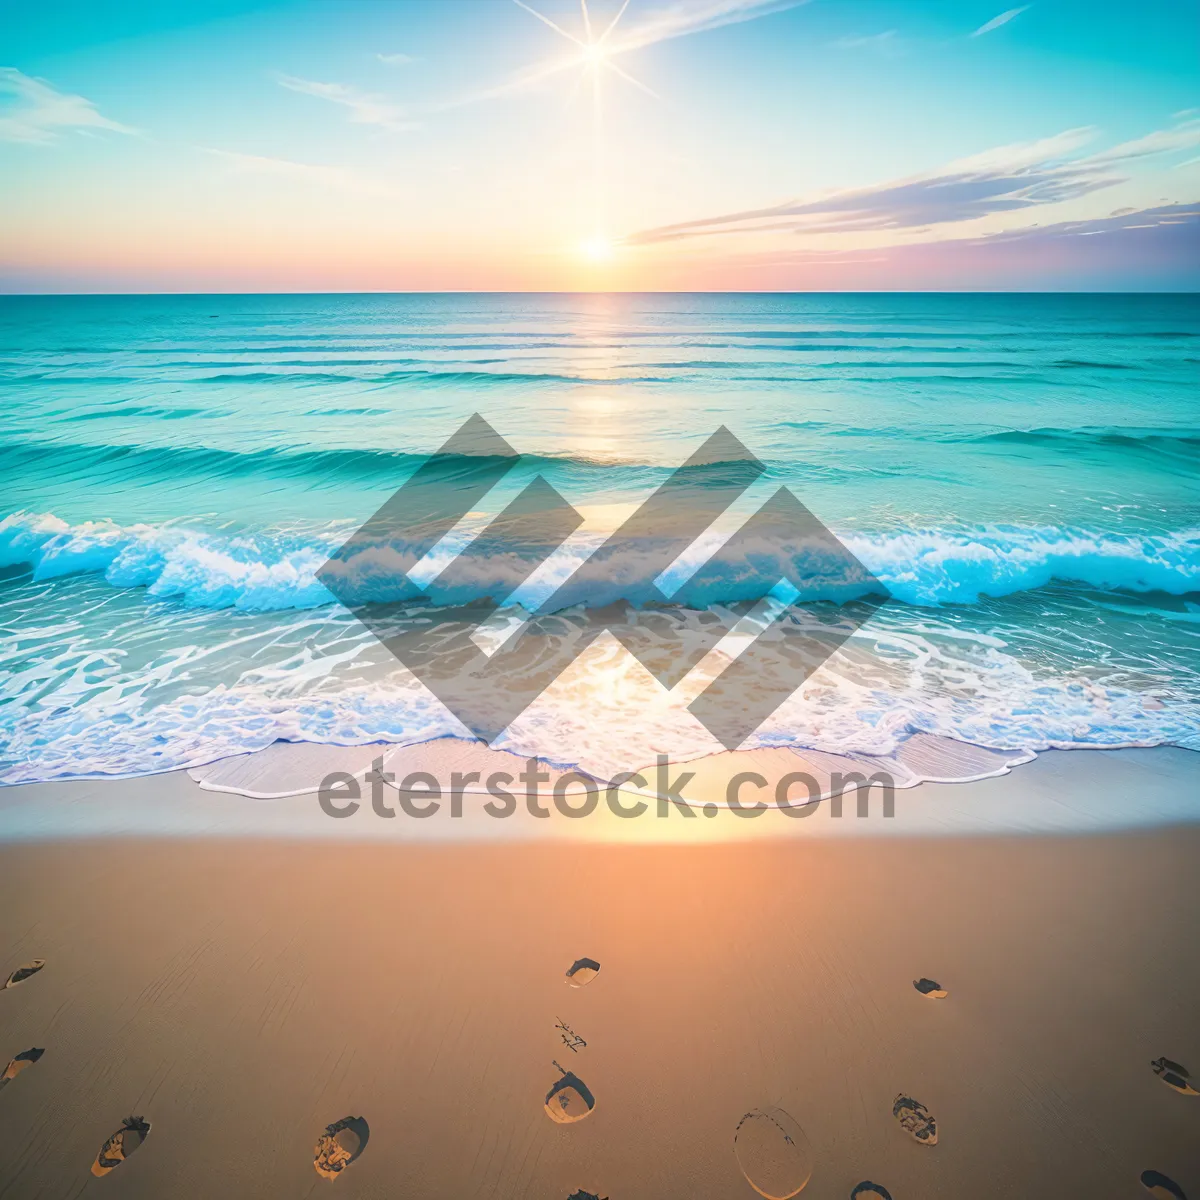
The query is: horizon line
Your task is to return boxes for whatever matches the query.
[2,288,1198,297]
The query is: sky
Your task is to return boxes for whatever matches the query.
[1,0,1197,291]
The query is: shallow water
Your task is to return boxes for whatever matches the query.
[1,293,1198,782]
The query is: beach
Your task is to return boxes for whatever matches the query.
[2,292,1198,1197]
[1,748,1198,1199]
[4,0,1200,1190]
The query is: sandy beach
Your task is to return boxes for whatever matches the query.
[1,751,1197,1199]
[4,5,1200,1196]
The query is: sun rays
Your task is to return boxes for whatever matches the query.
[511,0,658,262]
[511,0,655,96]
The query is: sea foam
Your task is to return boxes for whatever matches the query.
[2,511,1197,613]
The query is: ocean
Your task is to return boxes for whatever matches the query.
[2,291,1198,784]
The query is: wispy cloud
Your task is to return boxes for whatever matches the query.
[787,202,1199,256]
[712,203,1199,289]
[443,0,807,109]
[1086,117,1200,165]
[940,126,1097,173]
[970,5,1031,37]
[623,117,1200,247]
[948,201,1198,244]
[201,147,399,196]
[377,52,416,66]
[0,67,136,145]
[626,128,1103,244]
[603,0,809,53]
[275,73,415,130]
[831,30,898,50]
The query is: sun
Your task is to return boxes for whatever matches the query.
[580,235,615,262]
[512,0,657,97]
[513,1,656,256]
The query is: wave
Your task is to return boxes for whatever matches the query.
[2,591,1196,786]
[63,405,220,423]
[193,368,654,386]
[843,526,1200,605]
[0,439,433,486]
[764,425,1200,460]
[0,439,670,489]
[969,427,1200,461]
[688,328,1198,341]
[3,510,1197,613]
[1,366,650,387]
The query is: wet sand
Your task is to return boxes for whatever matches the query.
[1,808,1198,1197]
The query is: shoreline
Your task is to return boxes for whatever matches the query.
[1,742,1197,842]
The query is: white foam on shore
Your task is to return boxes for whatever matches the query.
[3,745,1199,843]
[4,523,1197,788]
[189,742,390,799]
[184,732,1035,806]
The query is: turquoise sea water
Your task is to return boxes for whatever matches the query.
[1,292,1198,782]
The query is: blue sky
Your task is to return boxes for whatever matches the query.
[1,0,1197,290]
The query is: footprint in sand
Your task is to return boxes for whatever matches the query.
[1141,1170,1188,1199]
[565,958,601,988]
[1151,1057,1199,1097]
[313,1116,369,1179]
[733,1107,814,1199]
[0,1048,44,1093]
[892,1095,937,1145]
[850,1184,893,1200]
[90,1116,151,1177]
[545,1069,596,1124]
[912,978,947,999]
[3,960,45,989]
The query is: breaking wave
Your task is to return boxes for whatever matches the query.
[2,510,1197,613]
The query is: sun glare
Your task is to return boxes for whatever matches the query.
[580,235,615,262]
[514,0,656,263]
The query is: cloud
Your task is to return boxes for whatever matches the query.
[623,118,1200,247]
[626,132,1108,244]
[970,5,1031,37]
[201,147,397,195]
[1086,117,1200,165]
[798,202,1199,254]
[0,67,136,145]
[445,0,807,109]
[968,201,1199,243]
[275,74,415,130]
[831,30,898,50]
[377,52,416,66]
[719,203,1200,289]
[602,0,809,54]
